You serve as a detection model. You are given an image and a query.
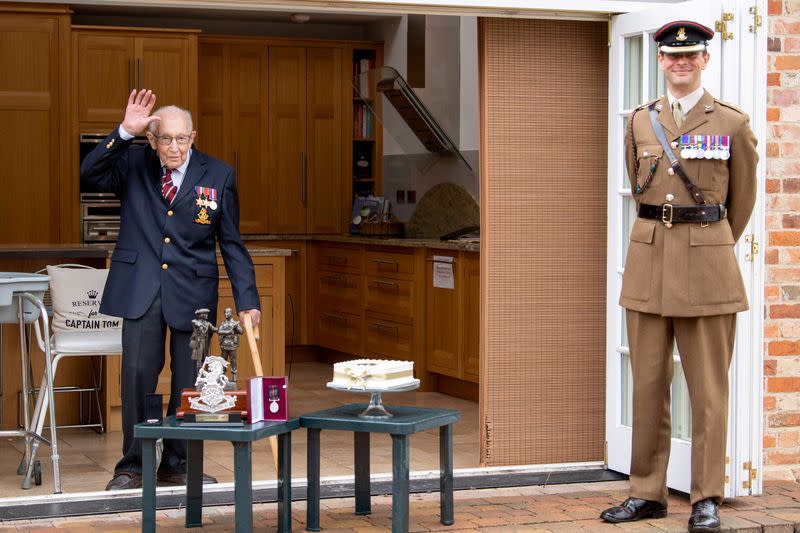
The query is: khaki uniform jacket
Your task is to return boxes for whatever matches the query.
[619,91,758,317]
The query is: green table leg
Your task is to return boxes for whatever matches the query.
[142,438,157,533]
[186,439,203,527]
[233,441,253,533]
[439,424,454,525]
[278,431,292,532]
[306,428,321,532]
[391,434,409,533]
[354,431,371,515]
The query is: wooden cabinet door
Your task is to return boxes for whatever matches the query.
[268,46,306,234]
[76,33,134,123]
[462,253,480,382]
[231,44,269,234]
[425,253,460,377]
[135,36,190,111]
[197,42,229,163]
[305,47,343,234]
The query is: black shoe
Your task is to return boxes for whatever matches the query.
[156,470,218,486]
[600,497,667,523]
[105,472,142,490]
[689,499,720,532]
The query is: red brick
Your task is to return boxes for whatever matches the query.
[767,179,782,193]
[765,322,781,338]
[770,340,800,356]
[770,412,800,427]
[786,249,800,264]
[768,377,800,393]
[771,304,800,318]
[765,395,778,411]
[770,231,800,246]
[766,249,781,265]
[767,451,800,465]
[769,72,783,87]
[771,88,800,106]
[766,267,800,282]
[772,124,800,140]
[777,55,800,71]
[768,142,781,157]
[765,434,778,448]
[779,431,800,448]
[766,359,778,375]
[771,0,784,14]
[786,37,800,52]
[768,106,781,121]
[785,214,800,228]
[773,19,800,34]
[786,178,800,193]
[770,37,783,52]
[781,142,800,156]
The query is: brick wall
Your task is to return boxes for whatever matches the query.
[765,1,800,481]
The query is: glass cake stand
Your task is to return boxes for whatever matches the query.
[326,380,420,418]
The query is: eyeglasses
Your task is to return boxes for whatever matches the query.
[154,135,192,146]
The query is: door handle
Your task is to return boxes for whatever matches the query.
[301,152,307,207]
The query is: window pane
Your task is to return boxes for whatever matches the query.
[624,35,644,109]
[671,362,692,440]
[648,35,667,100]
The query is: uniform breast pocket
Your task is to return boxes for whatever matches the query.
[635,145,663,192]
[621,220,656,301]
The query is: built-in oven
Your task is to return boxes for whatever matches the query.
[79,133,147,244]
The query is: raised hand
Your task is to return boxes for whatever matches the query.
[121,89,160,135]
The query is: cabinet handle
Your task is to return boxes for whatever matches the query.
[128,60,134,94]
[373,279,398,289]
[371,258,399,272]
[301,152,307,207]
[374,321,399,337]
[323,312,347,324]
[323,274,347,285]
[137,59,142,90]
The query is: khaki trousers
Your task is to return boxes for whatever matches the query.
[626,310,736,505]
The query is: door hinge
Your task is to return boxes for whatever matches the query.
[742,461,758,489]
[745,234,760,261]
[749,6,763,33]
[715,12,735,41]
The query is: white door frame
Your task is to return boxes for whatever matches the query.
[605,0,766,497]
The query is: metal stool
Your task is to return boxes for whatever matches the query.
[0,272,60,492]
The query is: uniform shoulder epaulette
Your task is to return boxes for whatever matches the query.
[635,98,659,112]
[714,98,746,115]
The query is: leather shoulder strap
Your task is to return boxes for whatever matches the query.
[648,103,706,205]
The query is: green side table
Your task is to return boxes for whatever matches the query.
[300,403,460,533]
[135,415,299,532]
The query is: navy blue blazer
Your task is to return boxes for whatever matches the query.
[80,128,259,331]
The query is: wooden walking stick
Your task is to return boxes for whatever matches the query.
[243,313,279,472]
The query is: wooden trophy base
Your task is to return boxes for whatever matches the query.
[177,389,249,425]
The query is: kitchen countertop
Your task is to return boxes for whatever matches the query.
[243,234,480,253]
[0,244,110,259]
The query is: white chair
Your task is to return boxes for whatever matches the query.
[26,264,122,490]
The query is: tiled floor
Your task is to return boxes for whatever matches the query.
[0,361,479,496]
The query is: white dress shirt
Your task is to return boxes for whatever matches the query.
[666,85,705,118]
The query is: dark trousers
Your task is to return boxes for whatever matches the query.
[115,292,197,475]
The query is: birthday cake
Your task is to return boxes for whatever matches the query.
[328,359,419,390]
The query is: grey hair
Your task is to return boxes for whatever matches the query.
[147,105,194,135]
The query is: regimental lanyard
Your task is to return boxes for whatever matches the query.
[680,135,730,160]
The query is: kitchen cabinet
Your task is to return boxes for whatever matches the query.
[269,46,344,234]
[74,27,198,124]
[198,41,269,233]
[0,7,69,244]
[425,251,480,383]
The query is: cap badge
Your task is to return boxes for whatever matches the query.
[676,27,688,41]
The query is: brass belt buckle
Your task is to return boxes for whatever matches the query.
[662,203,674,228]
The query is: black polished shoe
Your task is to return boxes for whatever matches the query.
[156,470,218,486]
[689,499,720,532]
[600,497,667,523]
[105,472,142,490]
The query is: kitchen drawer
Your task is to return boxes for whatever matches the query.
[365,276,414,318]
[316,245,363,273]
[316,270,362,309]
[365,313,413,361]
[219,262,273,289]
[316,309,363,354]
[365,249,414,278]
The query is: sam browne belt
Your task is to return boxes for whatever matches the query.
[638,203,726,227]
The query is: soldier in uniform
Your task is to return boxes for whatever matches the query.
[600,21,758,533]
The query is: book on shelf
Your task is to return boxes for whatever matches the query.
[353,57,374,98]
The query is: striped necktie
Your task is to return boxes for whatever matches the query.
[161,168,177,204]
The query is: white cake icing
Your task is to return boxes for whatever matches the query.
[327,359,418,390]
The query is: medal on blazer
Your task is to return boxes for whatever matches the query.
[194,186,217,224]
